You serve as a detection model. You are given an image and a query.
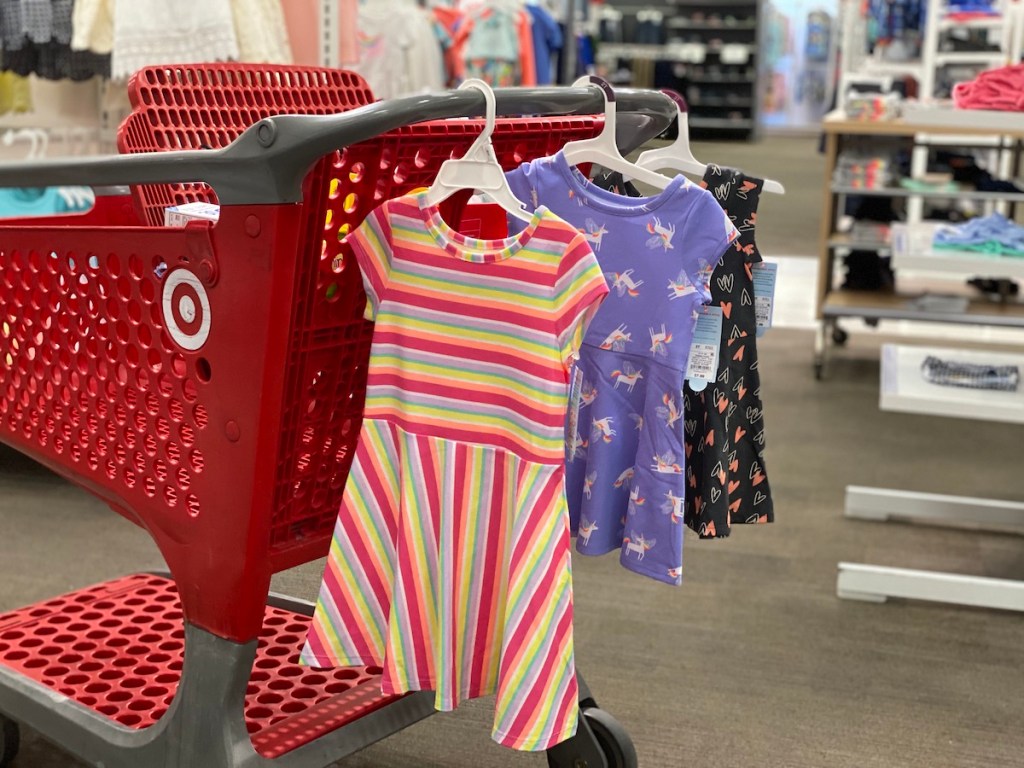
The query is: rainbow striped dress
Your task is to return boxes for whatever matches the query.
[301,192,608,750]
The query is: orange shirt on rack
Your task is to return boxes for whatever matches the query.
[517,9,536,86]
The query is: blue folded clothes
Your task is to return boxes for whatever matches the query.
[933,212,1024,257]
[947,0,997,11]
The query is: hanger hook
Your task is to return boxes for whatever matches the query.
[573,74,616,104]
[458,79,497,159]
[574,74,617,141]
[659,89,689,115]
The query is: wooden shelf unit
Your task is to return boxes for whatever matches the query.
[814,111,1024,379]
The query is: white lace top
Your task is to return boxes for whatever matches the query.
[110,0,239,80]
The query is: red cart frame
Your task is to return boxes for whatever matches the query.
[0,65,674,768]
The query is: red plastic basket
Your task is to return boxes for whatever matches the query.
[0,64,601,643]
[117,64,377,226]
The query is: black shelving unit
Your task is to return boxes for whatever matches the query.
[595,0,761,140]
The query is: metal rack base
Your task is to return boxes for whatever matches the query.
[836,487,1024,613]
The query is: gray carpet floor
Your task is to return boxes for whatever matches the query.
[2,327,1022,768]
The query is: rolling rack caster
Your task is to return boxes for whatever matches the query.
[0,64,676,767]
[546,679,637,768]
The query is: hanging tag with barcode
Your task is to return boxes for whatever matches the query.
[686,306,723,392]
[752,261,778,337]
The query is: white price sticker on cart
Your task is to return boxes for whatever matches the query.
[685,306,723,391]
[752,261,778,337]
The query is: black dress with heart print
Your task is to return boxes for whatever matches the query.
[684,165,774,537]
[593,166,774,539]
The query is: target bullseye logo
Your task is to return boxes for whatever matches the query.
[162,269,211,351]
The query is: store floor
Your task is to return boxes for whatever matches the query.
[2,326,1022,768]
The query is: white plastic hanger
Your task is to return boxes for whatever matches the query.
[422,79,533,223]
[636,89,786,195]
[2,128,43,160]
[561,75,676,191]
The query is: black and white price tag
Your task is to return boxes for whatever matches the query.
[752,261,778,336]
[686,306,723,391]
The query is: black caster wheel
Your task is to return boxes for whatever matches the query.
[831,326,849,345]
[583,708,637,768]
[0,715,19,768]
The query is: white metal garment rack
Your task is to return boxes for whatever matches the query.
[836,346,1024,613]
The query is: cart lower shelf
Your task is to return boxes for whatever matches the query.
[0,574,401,760]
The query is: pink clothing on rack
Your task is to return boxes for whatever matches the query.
[954,64,1024,112]
[282,0,317,66]
[339,0,358,65]
[282,0,359,67]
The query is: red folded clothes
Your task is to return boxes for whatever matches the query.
[953,64,1024,111]
[945,11,1000,21]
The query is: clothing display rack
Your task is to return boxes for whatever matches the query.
[813,110,1024,379]
[595,0,761,140]
[836,0,1024,230]
[0,64,677,768]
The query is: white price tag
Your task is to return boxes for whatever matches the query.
[686,306,723,392]
[752,262,778,336]
[755,295,772,327]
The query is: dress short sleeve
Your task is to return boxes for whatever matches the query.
[689,193,740,304]
[554,234,609,368]
[345,204,394,322]
[504,159,543,213]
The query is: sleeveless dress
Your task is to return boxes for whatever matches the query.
[684,166,775,537]
[507,154,738,584]
[301,192,608,751]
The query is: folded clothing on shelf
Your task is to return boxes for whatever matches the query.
[953,63,1024,111]
[899,177,960,194]
[921,355,1020,391]
[946,10,1001,22]
[933,212,1024,257]
[846,91,902,121]
[945,0,999,15]
[833,151,897,189]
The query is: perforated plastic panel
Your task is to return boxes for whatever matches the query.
[118,64,377,226]
[0,575,399,758]
[0,240,210,518]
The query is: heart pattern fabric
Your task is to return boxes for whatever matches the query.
[681,166,775,539]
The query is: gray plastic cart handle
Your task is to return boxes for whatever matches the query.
[0,85,676,206]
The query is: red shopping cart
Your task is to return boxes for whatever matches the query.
[0,64,674,768]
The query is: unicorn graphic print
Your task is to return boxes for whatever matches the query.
[502,154,740,586]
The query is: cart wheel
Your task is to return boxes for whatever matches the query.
[0,716,19,768]
[583,708,637,768]
[831,326,849,346]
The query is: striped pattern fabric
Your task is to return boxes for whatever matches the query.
[302,192,607,751]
